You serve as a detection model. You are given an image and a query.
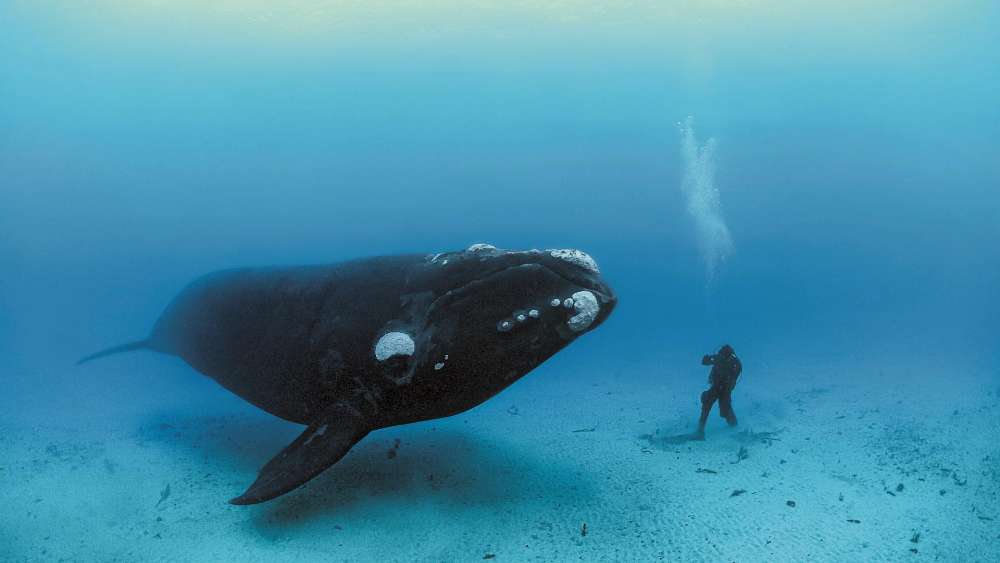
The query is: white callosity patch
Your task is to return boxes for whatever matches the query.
[467,243,497,253]
[550,298,561,307]
[548,249,600,273]
[434,362,445,371]
[567,291,600,332]
[374,331,415,361]
[500,306,545,333]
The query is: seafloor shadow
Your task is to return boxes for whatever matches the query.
[655,432,704,445]
[641,423,786,450]
[138,411,593,528]
[137,410,300,473]
[251,429,585,529]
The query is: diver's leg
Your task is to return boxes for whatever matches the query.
[696,388,718,438]
[719,388,738,427]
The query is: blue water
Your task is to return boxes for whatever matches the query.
[2,3,998,561]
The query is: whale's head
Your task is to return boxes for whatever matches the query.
[373,244,616,420]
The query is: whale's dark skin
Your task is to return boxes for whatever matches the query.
[78,245,616,504]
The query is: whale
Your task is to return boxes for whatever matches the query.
[78,244,616,504]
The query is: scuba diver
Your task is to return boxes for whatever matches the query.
[694,344,742,440]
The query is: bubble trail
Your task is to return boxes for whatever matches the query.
[678,116,733,284]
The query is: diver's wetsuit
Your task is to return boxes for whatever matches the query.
[698,350,742,434]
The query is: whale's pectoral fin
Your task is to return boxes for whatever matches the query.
[229,402,370,505]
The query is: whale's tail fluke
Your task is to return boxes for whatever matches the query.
[76,339,151,365]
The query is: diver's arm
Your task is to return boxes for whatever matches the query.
[729,357,743,389]
[703,354,716,385]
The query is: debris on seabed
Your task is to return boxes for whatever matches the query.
[155,483,171,507]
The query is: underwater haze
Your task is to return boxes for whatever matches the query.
[2,1,999,561]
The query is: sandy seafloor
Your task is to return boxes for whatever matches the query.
[2,351,998,562]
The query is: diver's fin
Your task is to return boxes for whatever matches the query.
[75,340,150,365]
[229,401,370,505]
